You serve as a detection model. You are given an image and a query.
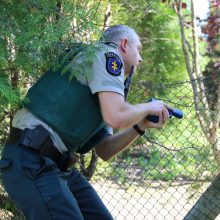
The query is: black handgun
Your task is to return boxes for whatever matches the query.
[147,98,183,123]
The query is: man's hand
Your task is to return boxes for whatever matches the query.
[138,101,170,129]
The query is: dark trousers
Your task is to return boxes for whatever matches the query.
[0,144,113,220]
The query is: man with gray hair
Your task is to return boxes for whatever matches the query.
[101,24,139,44]
[0,24,170,219]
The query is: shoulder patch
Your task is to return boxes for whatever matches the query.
[105,52,123,76]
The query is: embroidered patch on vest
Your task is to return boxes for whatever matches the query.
[105,52,123,76]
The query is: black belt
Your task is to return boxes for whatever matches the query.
[6,126,75,171]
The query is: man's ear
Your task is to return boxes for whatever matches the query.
[120,38,128,53]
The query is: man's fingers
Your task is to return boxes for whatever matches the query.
[164,103,173,111]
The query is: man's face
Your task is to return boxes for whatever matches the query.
[123,35,143,75]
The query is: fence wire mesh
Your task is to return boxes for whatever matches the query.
[0,76,220,220]
[86,76,220,220]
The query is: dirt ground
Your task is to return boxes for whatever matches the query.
[1,180,220,220]
[92,180,220,220]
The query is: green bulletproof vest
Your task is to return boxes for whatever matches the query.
[23,66,105,153]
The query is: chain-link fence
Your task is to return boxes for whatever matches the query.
[86,76,220,220]
[0,76,220,220]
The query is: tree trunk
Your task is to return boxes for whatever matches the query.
[103,4,111,30]
[175,0,220,166]
[5,35,19,127]
[80,149,98,180]
[175,0,220,218]
[184,172,220,220]
[79,3,112,180]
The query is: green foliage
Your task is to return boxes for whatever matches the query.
[95,80,218,185]
[63,43,105,81]
[0,0,104,130]
[140,146,217,181]
[112,0,188,83]
[0,0,103,75]
[0,74,20,108]
[0,0,216,195]
[0,186,25,219]
[97,135,218,185]
[137,2,187,82]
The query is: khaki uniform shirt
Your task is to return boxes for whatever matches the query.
[12,43,124,153]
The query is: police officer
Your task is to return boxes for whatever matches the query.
[0,25,170,220]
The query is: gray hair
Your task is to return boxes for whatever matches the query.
[100,25,139,45]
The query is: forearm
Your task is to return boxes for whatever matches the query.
[99,92,151,128]
[115,102,151,128]
[95,126,142,161]
[98,92,169,129]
